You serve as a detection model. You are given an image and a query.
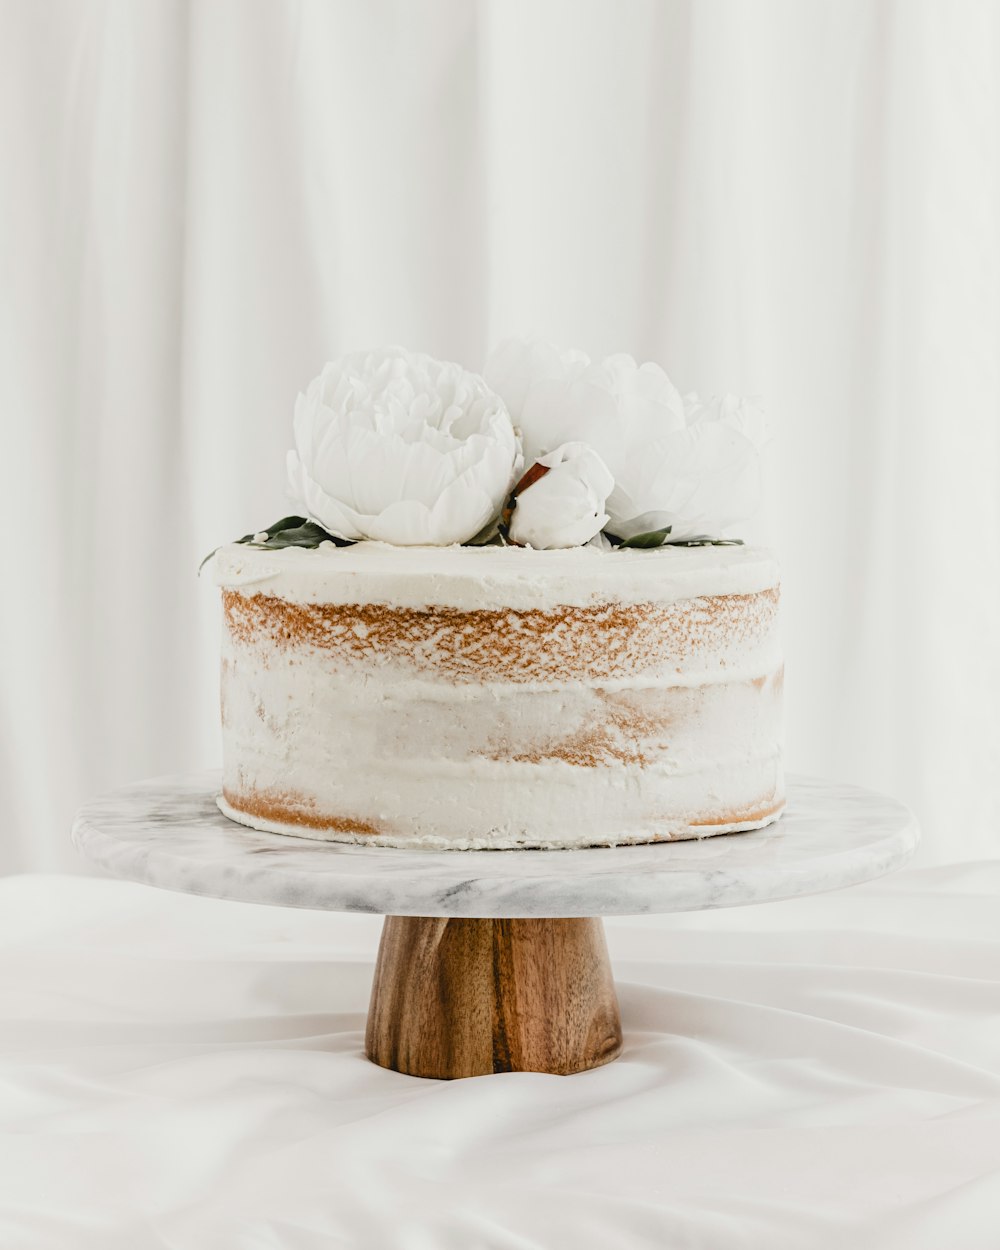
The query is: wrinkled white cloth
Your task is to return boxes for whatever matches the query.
[1,867,998,1249]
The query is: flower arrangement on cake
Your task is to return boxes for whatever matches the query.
[206,339,767,561]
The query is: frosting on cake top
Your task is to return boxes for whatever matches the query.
[212,541,778,610]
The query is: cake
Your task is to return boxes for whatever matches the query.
[208,341,783,849]
[215,541,783,849]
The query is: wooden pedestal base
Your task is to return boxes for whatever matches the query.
[365,916,623,1079]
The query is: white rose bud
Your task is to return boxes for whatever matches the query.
[287,347,521,546]
[504,441,614,550]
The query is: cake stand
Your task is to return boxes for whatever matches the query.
[72,773,918,1080]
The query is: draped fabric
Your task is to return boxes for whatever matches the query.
[2,0,1000,872]
[2,869,999,1247]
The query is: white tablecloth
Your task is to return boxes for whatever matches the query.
[1,867,998,1249]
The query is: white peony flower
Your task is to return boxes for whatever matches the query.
[486,340,684,469]
[286,348,521,546]
[485,338,766,542]
[605,394,766,541]
[483,338,591,421]
[505,442,614,550]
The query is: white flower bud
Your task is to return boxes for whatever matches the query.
[506,442,614,550]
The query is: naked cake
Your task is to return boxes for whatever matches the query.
[215,541,782,848]
[208,342,784,849]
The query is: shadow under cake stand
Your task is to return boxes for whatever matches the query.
[72,774,918,1080]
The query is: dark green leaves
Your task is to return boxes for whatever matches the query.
[618,526,673,549]
[237,515,310,544]
[198,511,745,572]
[665,537,745,547]
[465,519,509,547]
[609,526,745,550]
[237,517,341,551]
[199,515,349,572]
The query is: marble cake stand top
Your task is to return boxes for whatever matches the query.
[72,773,919,918]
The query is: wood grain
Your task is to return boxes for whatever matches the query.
[365,916,623,1078]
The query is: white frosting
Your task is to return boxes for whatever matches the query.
[215,541,783,849]
[215,790,782,851]
[212,540,779,609]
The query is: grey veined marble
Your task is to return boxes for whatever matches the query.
[72,774,919,919]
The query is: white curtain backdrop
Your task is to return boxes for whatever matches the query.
[2,0,998,874]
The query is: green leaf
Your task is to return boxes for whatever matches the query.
[465,518,504,546]
[666,537,745,547]
[618,526,673,549]
[242,520,339,551]
[237,515,309,544]
[199,515,349,572]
